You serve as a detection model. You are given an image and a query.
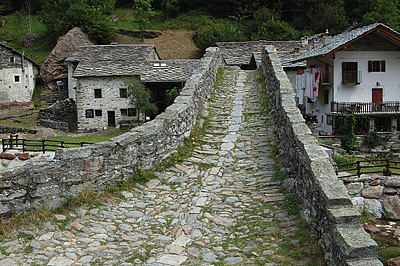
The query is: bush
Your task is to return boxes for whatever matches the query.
[363,131,382,148]
[194,22,246,52]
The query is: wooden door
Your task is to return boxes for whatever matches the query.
[108,111,116,127]
[372,88,383,111]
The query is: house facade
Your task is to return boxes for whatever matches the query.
[293,23,400,134]
[66,44,200,132]
[0,43,39,103]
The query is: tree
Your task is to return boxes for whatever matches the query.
[0,0,12,15]
[40,0,115,44]
[161,0,179,19]
[132,0,155,41]
[361,0,400,31]
[126,77,158,120]
[251,7,299,41]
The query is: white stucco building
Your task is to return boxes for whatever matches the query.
[292,23,400,134]
[0,43,39,103]
[66,44,200,132]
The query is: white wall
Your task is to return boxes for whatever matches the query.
[334,51,400,103]
[76,77,139,131]
[0,63,36,103]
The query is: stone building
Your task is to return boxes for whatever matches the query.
[0,43,39,103]
[66,44,200,131]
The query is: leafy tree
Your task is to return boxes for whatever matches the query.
[303,2,349,34]
[161,0,179,19]
[40,0,115,44]
[126,77,158,120]
[361,0,400,31]
[195,22,247,52]
[132,0,155,41]
[0,0,12,15]
[251,7,299,41]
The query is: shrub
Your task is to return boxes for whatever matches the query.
[194,22,246,52]
[363,131,382,148]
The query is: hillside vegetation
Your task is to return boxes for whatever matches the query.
[0,0,398,64]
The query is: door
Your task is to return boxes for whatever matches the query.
[372,88,383,112]
[107,111,115,127]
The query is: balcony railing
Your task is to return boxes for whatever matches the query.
[331,101,400,114]
[342,71,362,84]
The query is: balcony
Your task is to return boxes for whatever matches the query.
[342,71,362,84]
[331,101,400,114]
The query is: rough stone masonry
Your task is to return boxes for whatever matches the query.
[261,45,382,266]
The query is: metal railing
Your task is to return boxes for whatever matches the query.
[331,101,400,114]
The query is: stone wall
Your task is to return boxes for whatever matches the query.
[0,47,222,217]
[261,46,383,266]
[38,99,77,132]
[345,175,400,220]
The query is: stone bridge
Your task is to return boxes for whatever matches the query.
[0,47,381,265]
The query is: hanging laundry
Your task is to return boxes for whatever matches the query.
[296,73,306,105]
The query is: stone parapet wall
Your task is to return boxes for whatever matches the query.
[0,47,222,217]
[261,46,383,266]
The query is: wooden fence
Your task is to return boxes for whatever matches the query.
[1,136,93,154]
[334,158,400,178]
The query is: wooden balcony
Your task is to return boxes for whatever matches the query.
[331,101,400,114]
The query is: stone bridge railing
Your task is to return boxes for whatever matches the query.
[261,46,382,266]
[0,47,222,217]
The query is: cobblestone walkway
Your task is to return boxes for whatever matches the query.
[0,69,324,265]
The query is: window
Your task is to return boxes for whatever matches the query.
[327,115,333,125]
[95,110,102,116]
[10,57,14,63]
[342,62,359,83]
[368,60,385,72]
[121,109,128,116]
[94,89,102,98]
[85,109,94,118]
[14,75,20,83]
[128,108,137,117]
[120,88,128,98]
[323,90,329,104]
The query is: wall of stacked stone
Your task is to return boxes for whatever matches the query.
[0,47,222,217]
[261,45,382,266]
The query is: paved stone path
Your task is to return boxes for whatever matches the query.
[0,69,323,265]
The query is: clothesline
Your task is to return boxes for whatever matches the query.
[296,67,322,104]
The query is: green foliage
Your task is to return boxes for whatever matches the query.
[126,77,158,118]
[337,115,358,153]
[132,0,156,40]
[251,7,299,41]
[0,0,12,15]
[161,0,179,19]
[363,131,382,148]
[194,21,246,52]
[165,87,180,105]
[32,85,44,108]
[360,209,376,224]
[40,0,115,44]
[272,171,287,182]
[333,155,355,169]
[361,0,400,31]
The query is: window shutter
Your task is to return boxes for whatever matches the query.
[368,61,372,72]
[381,60,386,72]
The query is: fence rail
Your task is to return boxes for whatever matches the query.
[334,158,400,178]
[1,136,93,154]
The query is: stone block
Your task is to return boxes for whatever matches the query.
[327,206,361,225]
[361,186,383,199]
[55,146,92,160]
[334,225,378,261]
[385,177,400,187]
[383,196,400,220]
[346,183,363,195]
[364,199,383,218]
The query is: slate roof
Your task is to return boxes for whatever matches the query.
[67,45,200,81]
[0,43,39,67]
[142,60,200,82]
[292,23,400,62]
[216,41,307,68]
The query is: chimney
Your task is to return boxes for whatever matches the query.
[301,36,308,46]
[323,29,332,45]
